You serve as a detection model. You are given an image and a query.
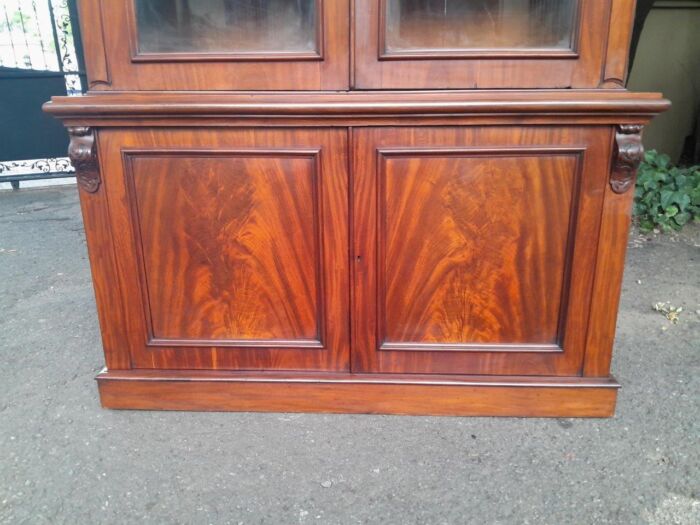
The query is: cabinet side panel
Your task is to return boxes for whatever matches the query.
[77,133,130,368]
[583,140,637,376]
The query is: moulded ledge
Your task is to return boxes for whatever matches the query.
[43,89,670,122]
[96,369,620,417]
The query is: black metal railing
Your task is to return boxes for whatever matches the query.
[0,0,84,189]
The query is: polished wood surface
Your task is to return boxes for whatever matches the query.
[77,0,638,91]
[602,0,638,87]
[381,0,578,56]
[45,1,668,416]
[353,126,612,375]
[44,90,670,120]
[355,0,621,89]
[98,128,349,371]
[78,0,349,90]
[380,151,576,346]
[128,152,322,343]
[584,139,640,376]
[97,369,619,417]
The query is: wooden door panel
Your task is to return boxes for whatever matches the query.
[381,151,577,348]
[79,0,349,90]
[354,0,618,89]
[128,153,322,343]
[353,127,612,376]
[98,129,349,371]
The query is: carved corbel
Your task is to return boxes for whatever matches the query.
[67,126,100,193]
[611,124,644,194]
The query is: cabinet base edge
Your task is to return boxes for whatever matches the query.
[96,370,619,417]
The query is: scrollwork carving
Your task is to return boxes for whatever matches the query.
[611,124,644,194]
[67,126,100,193]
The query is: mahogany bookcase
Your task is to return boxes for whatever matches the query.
[45,0,669,416]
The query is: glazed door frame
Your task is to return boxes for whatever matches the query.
[353,0,618,89]
[351,126,614,376]
[78,0,350,90]
[96,127,350,371]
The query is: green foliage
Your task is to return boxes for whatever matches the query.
[634,150,700,232]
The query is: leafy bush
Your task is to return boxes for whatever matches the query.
[634,150,700,232]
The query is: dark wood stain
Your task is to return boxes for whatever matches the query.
[43,0,667,415]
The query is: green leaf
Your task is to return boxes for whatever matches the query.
[634,150,699,233]
[639,219,654,232]
[673,192,691,211]
[674,212,690,226]
[660,190,674,208]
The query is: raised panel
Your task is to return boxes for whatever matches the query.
[97,128,349,371]
[379,149,579,351]
[126,151,323,345]
[352,127,613,376]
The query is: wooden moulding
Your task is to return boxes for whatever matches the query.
[43,90,670,126]
[96,370,619,417]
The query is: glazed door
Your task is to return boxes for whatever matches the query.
[352,126,612,375]
[354,0,618,89]
[80,0,349,90]
[97,128,349,371]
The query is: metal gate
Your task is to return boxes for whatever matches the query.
[0,0,85,189]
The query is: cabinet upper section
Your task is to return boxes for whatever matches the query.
[79,0,637,91]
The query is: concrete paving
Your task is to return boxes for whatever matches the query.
[0,186,698,525]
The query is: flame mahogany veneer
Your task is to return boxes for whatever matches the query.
[44,0,668,416]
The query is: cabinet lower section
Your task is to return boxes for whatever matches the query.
[96,369,619,417]
[45,90,669,417]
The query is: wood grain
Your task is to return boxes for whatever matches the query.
[355,0,617,89]
[127,152,322,344]
[352,126,612,376]
[76,138,131,369]
[98,128,349,371]
[76,0,110,87]
[97,369,619,417]
[78,0,349,90]
[44,90,671,121]
[379,150,577,347]
[601,0,637,87]
[43,1,671,416]
[583,134,639,376]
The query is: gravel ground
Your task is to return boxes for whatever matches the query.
[1,186,698,525]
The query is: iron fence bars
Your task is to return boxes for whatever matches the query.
[0,0,84,188]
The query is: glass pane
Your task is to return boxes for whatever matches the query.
[135,0,317,54]
[385,0,578,53]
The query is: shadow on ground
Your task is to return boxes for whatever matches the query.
[1,187,698,524]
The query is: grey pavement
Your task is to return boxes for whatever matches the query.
[1,186,698,525]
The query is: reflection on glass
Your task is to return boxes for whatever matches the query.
[385,0,577,52]
[135,0,317,54]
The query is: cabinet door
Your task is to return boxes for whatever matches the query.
[352,127,612,375]
[354,0,623,89]
[96,128,349,371]
[80,0,349,90]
